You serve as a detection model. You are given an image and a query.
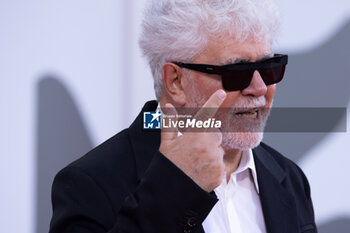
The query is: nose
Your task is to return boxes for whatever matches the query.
[241,70,267,96]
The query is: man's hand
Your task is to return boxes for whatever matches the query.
[159,89,227,192]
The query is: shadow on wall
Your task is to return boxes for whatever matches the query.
[318,218,350,233]
[36,77,93,233]
[263,20,350,161]
[36,21,350,233]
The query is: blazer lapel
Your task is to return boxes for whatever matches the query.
[128,100,161,181]
[253,145,299,233]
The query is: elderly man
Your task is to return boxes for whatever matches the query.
[49,0,317,233]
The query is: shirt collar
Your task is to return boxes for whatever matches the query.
[247,149,260,193]
[232,149,260,193]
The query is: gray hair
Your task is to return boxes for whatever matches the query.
[139,0,280,100]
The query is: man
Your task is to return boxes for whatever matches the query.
[49,0,317,233]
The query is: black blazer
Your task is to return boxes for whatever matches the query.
[49,101,317,233]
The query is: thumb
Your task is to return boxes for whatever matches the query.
[160,103,178,141]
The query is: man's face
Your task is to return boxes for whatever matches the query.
[183,36,275,151]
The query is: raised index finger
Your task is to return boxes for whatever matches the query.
[194,89,226,123]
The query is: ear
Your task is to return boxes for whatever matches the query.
[161,63,187,105]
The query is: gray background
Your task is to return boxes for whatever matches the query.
[0,1,349,233]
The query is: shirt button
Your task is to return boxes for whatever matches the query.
[187,217,197,227]
[184,225,192,233]
[183,217,197,232]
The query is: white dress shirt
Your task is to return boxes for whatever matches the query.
[202,149,267,233]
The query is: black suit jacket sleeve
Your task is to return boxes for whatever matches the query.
[50,151,218,233]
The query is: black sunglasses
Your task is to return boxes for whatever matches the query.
[172,54,288,91]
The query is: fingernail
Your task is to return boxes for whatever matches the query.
[217,89,226,100]
[164,103,173,108]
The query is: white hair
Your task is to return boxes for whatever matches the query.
[139,0,281,100]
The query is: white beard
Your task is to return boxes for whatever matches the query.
[188,83,272,150]
[220,98,270,150]
[221,131,264,150]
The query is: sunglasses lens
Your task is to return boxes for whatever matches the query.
[221,65,286,91]
[221,70,254,91]
[259,65,286,85]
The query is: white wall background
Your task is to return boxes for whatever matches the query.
[0,1,349,233]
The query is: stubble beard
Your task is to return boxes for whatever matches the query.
[191,90,271,151]
[221,130,264,151]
